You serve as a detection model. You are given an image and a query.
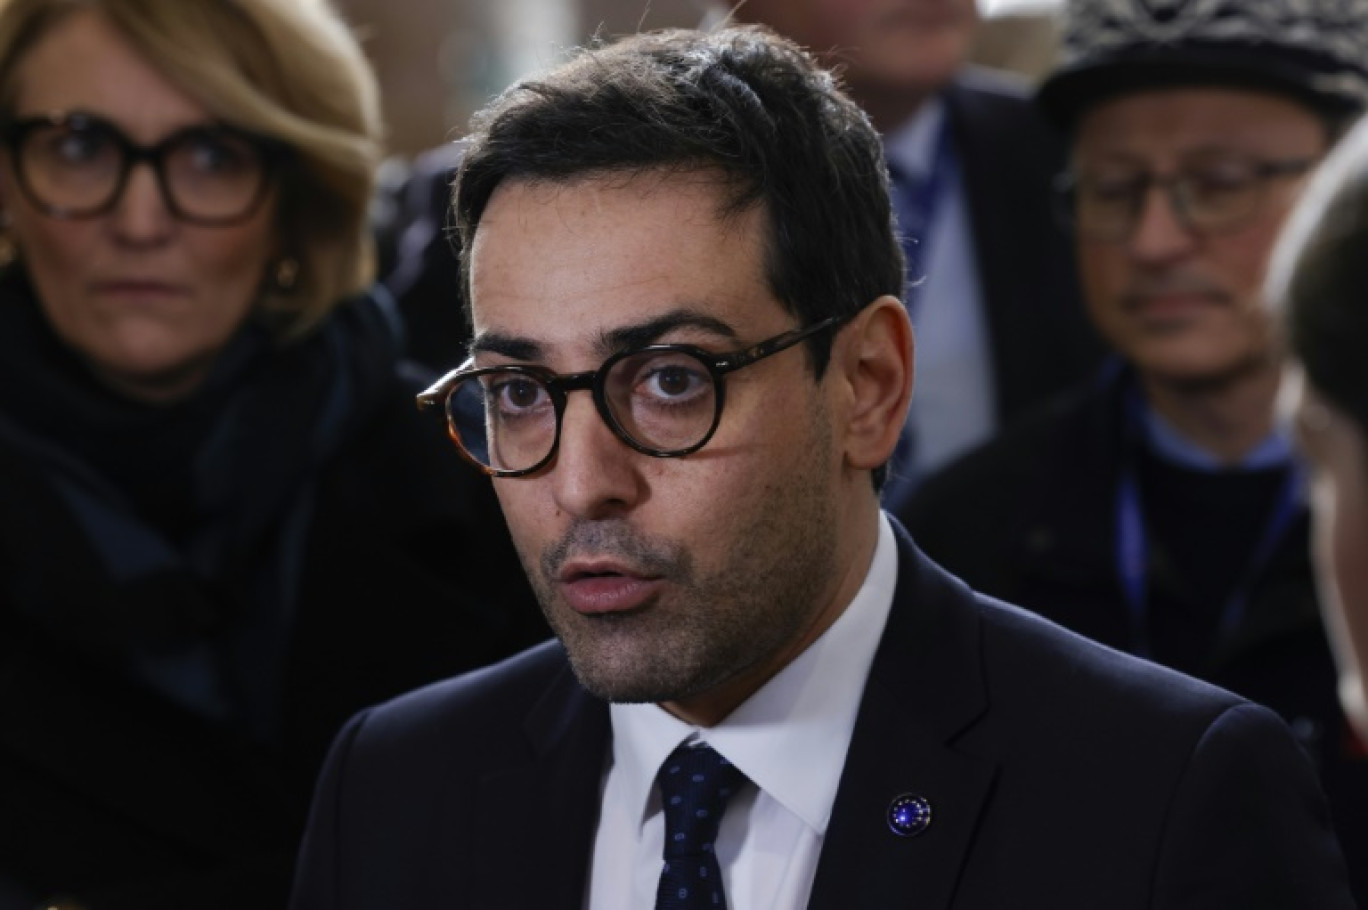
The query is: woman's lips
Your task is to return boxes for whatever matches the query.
[92,280,186,299]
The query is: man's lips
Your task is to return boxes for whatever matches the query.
[1122,291,1224,322]
[556,561,664,615]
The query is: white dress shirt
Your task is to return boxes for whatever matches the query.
[585,513,899,910]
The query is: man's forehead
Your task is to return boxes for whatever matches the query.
[467,170,778,358]
[1071,86,1323,156]
[476,168,750,226]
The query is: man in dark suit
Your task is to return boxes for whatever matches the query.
[290,25,1353,909]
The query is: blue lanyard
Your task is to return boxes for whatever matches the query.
[1113,387,1304,660]
[889,118,955,318]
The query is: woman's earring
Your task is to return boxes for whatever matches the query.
[272,257,299,293]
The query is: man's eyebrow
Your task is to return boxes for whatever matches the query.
[468,309,741,363]
[467,334,543,361]
[599,309,739,354]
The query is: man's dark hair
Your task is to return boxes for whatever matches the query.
[453,25,905,376]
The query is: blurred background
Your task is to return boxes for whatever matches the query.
[333,0,1064,159]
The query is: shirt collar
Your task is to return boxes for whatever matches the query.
[1141,402,1296,471]
[609,512,899,835]
[882,98,946,181]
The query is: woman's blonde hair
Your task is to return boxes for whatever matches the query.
[0,0,383,338]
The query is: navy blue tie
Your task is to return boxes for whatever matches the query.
[655,744,747,909]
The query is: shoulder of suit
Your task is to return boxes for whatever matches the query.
[944,66,1064,157]
[973,591,1249,724]
[906,382,1100,519]
[951,65,1035,104]
[358,639,568,736]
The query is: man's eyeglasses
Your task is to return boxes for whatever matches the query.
[1055,155,1317,243]
[417,316,845,477]
[1,111,282,225]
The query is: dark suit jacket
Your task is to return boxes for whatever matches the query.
[899,364,1368,904]
[289,521,1353,909]
[374,69,1105,418]
[944,68,1103,424]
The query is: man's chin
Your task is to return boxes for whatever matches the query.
[565,662,684,706]
[1133,347,1275,393]
[558,634,710,706]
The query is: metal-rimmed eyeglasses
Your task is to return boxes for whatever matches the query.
[417,316,845,477]
[1054,155,1317,243]
[1,111,282,225]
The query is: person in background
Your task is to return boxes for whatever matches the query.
[1268,115,1368,748]
[0,0,545,906]
[712,0,1103,504]
[289,25,1353,909]
[901,0,1368,899]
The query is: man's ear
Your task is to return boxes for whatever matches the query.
[833,294,914,471]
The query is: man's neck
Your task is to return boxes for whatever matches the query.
[1139,361,1283,465]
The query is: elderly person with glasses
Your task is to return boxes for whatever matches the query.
[0,1,544,907]
[899,1,1368,902]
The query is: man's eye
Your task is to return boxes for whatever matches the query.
[1085,176,1145,203]
[642,364,707,399]
[1182,170,1255,197]
[490,377,547,411]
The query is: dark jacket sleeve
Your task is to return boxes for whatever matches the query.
[1154,702,1355,909]
[288,710,368,910]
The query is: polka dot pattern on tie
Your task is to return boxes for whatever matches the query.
[654,743,747,910]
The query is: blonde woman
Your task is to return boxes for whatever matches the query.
[0,1,544,905]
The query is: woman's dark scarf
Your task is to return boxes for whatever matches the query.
[0,270,404,742]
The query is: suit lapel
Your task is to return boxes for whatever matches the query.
[809,523,997,910]
[466,658,610,909]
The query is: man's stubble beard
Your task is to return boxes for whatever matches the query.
[522,411,841,707]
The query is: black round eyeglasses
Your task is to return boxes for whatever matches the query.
[417,316,845,477]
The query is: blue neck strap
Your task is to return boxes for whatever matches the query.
[1114,383,1303,659]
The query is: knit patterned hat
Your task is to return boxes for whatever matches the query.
[1037,0,1368,129]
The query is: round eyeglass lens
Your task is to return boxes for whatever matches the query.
[447,370,558,472]
[21,121,122,214]
[603,349,718,452]
[164,131,267,220]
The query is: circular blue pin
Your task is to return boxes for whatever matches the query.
[887,793,933,837]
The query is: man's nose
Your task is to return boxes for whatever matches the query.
[548,392,645,520]
[1126,183,1198,263]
